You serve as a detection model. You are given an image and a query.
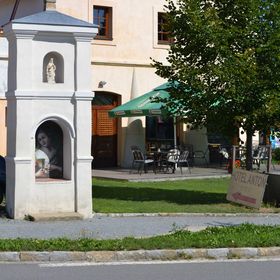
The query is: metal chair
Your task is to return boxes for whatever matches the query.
[130,147,154,175]
[253,146,268,169]
[165,149,180,173]
[179,144,194,166]
[177,150,191,174]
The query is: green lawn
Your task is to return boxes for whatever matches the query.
[92,178,278,213]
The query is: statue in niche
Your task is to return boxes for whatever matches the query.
[46,57,56,83]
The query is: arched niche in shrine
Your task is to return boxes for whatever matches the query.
[34,117,74,181]
[42,52,64,84]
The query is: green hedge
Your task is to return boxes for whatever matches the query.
[273,148,280,162]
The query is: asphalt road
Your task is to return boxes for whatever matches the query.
[0,259,280,280]
[0,214,280,239]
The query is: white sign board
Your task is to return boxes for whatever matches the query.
[227,168,268,209]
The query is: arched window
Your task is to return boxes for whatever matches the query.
[43,52,64,83]
[35,121,63,179]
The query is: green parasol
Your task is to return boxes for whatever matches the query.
[108,82,177,118]
[108,82,181,147]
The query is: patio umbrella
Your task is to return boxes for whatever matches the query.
[108,82,176,118]
[108,82,180,147]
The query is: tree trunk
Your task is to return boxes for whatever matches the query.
[245,131,253,170]
[232,130,239,146]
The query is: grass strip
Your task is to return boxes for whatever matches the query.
[1,224,280,251]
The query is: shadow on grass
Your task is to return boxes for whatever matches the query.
[92,185,228,205]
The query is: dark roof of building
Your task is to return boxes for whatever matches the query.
[11,10,97,28]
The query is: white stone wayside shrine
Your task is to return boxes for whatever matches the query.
[3,11,97,219]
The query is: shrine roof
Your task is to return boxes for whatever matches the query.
[11,10,97,28]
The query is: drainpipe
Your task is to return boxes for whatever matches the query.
[173,117,177,149]
[9,0,21,21]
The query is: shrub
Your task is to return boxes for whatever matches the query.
[272,148,280,162]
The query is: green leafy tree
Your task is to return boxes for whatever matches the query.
[153,0,280,170]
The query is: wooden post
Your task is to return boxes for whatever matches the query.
[232,135,239,146]
[232,145,236,171]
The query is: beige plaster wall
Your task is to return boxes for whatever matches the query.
[91,64,166,166]
[0,99,6,156]
[0,0,208,167]
[56,0,89,23]
[0,35,7,156]
[90,0,169,65]
[55,0,169,66]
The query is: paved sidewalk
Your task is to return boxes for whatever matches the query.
[0,213,280,262]
[1,213,280,239]
[92,164,280,182]
[92,167,230,182]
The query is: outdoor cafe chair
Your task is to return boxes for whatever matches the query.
[164,149,191,174]
[177,150,191,174]
[164,148,181,173]
[130,147,154,175]
[179,144,194,166]
[253,145,268,169]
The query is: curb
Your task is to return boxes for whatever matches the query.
[127,174,231,182]
[1,247,280,263]
[92,212,280,217]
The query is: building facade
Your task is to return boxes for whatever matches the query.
[0,0,208,168]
